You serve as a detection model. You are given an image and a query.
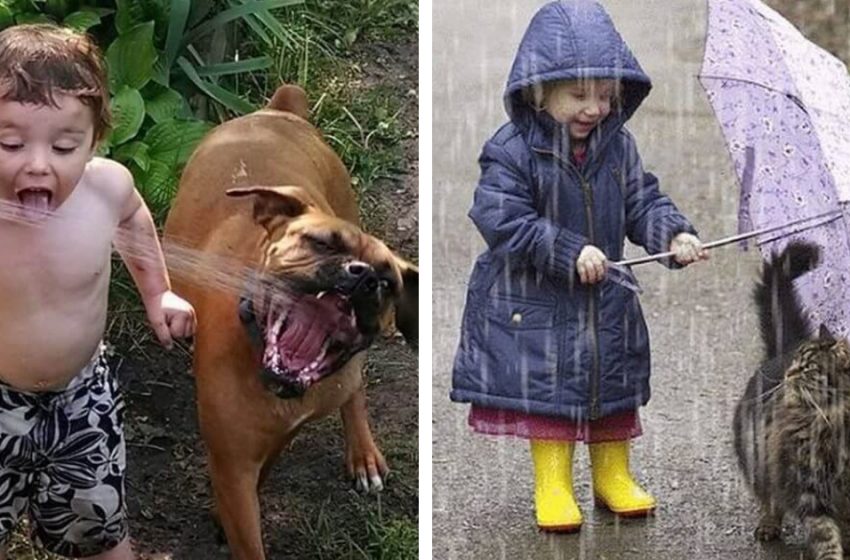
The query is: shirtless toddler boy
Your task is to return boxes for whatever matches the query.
[0,24,195,560]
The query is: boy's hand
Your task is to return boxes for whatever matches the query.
[577,245,607,285]
[144,291,197,350]
[670,232,709,265]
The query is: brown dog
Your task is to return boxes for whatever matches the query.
[162,84,417,559]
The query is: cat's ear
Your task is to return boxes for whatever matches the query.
[819,324,835,341]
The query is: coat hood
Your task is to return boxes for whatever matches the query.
[505,1,652,148]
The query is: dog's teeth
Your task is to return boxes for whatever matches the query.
[316,341,330,363]
[316,291,327,299]
[271,314,285,337]
[299,359,320,377]
[271,348,282,371]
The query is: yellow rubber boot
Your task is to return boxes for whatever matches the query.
[589,440,656,517]
[530,440,582,532]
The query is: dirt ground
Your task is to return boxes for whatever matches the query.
[113,38,418,560]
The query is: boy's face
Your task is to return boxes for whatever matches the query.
[543,79,616,142]
[0,94,96,220]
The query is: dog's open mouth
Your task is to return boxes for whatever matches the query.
[261,290,367,396]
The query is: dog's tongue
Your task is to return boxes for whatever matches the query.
[280,319,328,369]
[278,295,347,370]
[18,190,50,220]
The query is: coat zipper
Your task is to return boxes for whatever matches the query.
[531,146,603,420]
[578,174,602,420]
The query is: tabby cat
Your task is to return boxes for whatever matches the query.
[734,241,850,560]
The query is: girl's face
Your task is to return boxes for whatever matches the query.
[542,79,617,143]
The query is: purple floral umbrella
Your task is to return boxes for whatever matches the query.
[652,0,850,338]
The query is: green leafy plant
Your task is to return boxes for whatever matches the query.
[0,0,304,216]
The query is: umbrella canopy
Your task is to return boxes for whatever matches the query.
[699,0,850,338]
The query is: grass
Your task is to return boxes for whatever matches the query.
[279,382,418,560]
[275,0,418,50]
[5,507,418,560]
[7,519,54,560]
[364,514,418,560]
[297,498,418,560]
[314,81,412,196]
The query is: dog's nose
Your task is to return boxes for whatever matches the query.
[344,261,379,293]
[345,261,371,277]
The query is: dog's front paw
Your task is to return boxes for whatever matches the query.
[346,439,389,494]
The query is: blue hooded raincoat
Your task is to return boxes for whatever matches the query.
[450,0,697,421]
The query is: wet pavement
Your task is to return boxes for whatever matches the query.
[432,1,817,558]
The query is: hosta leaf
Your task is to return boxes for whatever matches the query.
[63,11,101,32]
[109,86,145,145]
[113,141,150,172]
[107,22,158,92]
[0,5,15,29]
[136,159,178,209]
[143,85,185,123]
[114,0,147,34]
[143,119,213,166]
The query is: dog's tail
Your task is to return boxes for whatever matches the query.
[267,84,310,120]
[754,241,820,359]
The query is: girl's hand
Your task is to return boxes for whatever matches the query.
[144,291,197,350]
[577,245,607,284]
[670,232,709,265]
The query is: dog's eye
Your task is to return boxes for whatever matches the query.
[304,235,335,252]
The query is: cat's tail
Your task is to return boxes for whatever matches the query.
[755,241,820,359]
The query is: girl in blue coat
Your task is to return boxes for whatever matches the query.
[450,0,708,532]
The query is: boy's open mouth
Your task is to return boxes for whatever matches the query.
[16,188,52,220]
[261,290,368,397]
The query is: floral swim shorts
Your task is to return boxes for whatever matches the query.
[0,344,127,557]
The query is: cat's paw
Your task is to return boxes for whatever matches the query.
[754,521,781,541]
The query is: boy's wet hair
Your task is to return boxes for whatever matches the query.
[0,24,110,144]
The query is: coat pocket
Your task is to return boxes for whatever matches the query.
[602,282,648,356]
[483,295,559,382]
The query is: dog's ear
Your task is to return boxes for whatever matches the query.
[226,185,331,232]
[266,84,310,120]
[393,259,418,348]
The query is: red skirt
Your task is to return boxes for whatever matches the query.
[468,405,642,443]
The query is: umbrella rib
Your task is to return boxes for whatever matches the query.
[698,74,803,103]
[615,209,844,267]
[752,212,843,247]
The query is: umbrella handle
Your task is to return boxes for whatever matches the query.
[614,209,844,267]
